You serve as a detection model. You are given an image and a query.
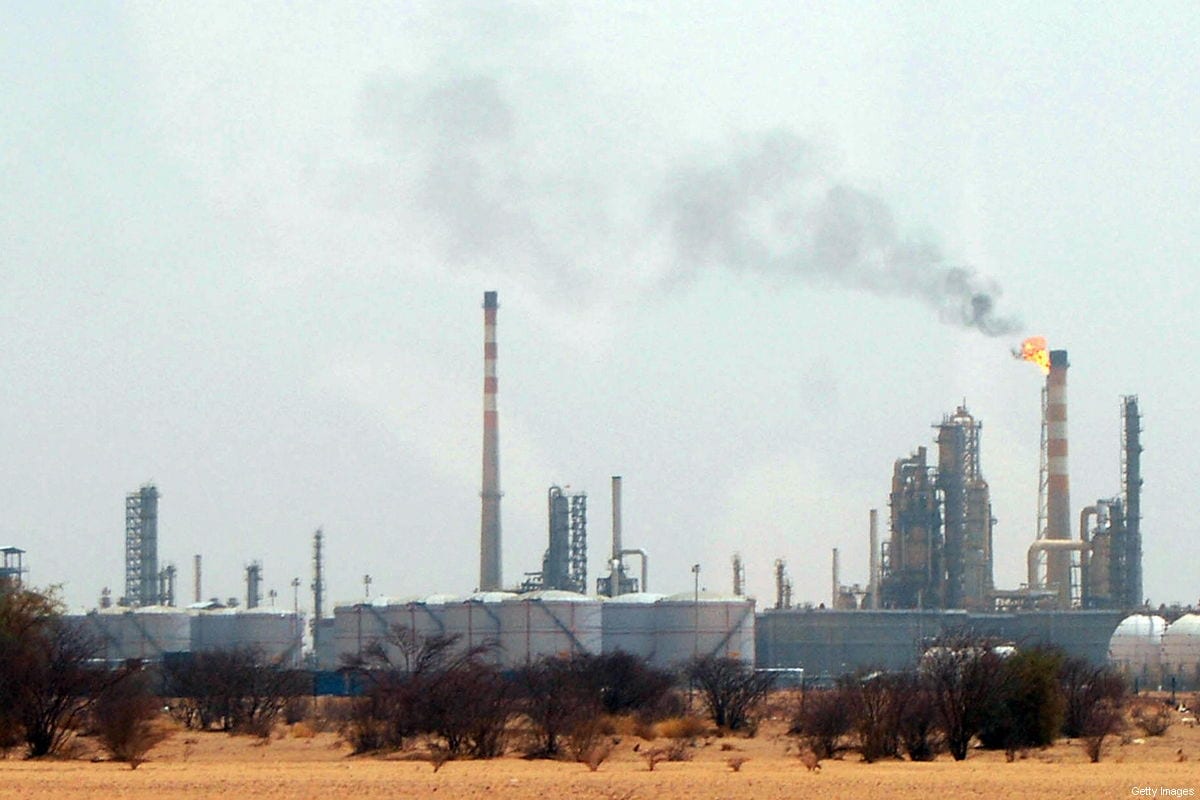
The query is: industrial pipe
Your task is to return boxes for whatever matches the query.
[1079,505,1098,544]
[620,549,647,593]
[1028,539,1088,591]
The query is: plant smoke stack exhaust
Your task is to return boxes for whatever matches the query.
[480,291,502,591]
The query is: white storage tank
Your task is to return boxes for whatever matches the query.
[1162,613,1200,686]
[191,608,240,653]
[600,593,666,660]
[131,606,192,658]
[654,592,756,668]
[332,596,451,668]
[234,609,302,666]
[1107,614,1166,683]
[444,592,512,657]
[496,591,602,668]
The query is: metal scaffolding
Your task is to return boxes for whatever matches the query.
[124,484,160,607]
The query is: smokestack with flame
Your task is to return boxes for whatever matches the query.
[1017,337,1072,605]
[1044,348,1071,605]
[480,291,502,591]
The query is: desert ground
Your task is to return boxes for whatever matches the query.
[2,712,1197,800]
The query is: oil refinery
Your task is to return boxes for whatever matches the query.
[7,292,1194,689]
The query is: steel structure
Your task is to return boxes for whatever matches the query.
[773,558,792,610]
[597,476,640,596]
[732,553,745,597]
[158,564,177,607]
[880,447,942,608]
[124,484,160,607]
[311,529,325,649]
[246,561,263,609]
[479,291,503,591]
[1,546,26,590]
[935,405,994,609]
[1120,396,1143,608]
[522,486,588,594]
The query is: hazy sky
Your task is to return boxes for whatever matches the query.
[3,2,1197,612]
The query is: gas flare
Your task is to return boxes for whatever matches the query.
[1014,336,1050,374]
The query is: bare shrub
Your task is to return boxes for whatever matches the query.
[1131,702,1172,737]
[798,748,821,772]
[518,655,599,758]
[93,664,171,768]
[0,588,111,757]
[579,741,613,771]
[895,672,940,761]
[664,737,693,761]
[790,687,851,760]
[163,647,308,735]
[1060,657,1126,739]
[1081,698,1126,763]
[643,747,669,770]
[922,632,1010,761]
[841,671,903,762]
[687,656,776,732]
[726,755,749,771]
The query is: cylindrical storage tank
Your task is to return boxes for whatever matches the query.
[191,608,239,653]
[130,606,192,659]
[498,591,602,668]
[447,592,513,659]
[600,593,666,660]
[234,609,302,666]
[1107,614,1166,684]
[1162,614,1200,689]
[655,592,756,668]
[332,595,437,667]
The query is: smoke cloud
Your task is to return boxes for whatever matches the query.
[654,131,1021,336]
[356,77,1019,336]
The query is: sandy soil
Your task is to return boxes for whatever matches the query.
[1,717,1197,800]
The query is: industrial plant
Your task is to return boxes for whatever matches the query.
[10,292,1197,689]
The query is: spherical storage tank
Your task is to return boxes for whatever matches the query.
[1107,614,1166,682]
[1161,613,1200,686]
[654,592,756,668]
[496,591,602,668]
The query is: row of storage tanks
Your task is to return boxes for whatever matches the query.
[67,606,303,667]
[1108,613,1200,687]
[321,590,756,670]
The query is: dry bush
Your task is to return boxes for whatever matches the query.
[654,715,707,740]
[1131,701,1172,737]
[1082,698,1125,763]
[93,666,171,768]
[578,741,613,771]
[664,737,693,761]
[642,747,669,771]
[687,656,777,732]
[798,748,821,772]
[290,721,316,739]
[790,688,852,760]
[726,755,749,771]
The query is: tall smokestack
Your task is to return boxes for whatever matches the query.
[869,509,880,610]
[480,291,502,591]
[611,476,623,563]
[832,547,840,608]
[193,554,201,604]
[1045,349,1071,605]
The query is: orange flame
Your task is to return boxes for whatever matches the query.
[1014,336,1050,374]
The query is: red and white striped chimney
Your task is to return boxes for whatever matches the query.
[1044,349,1071,605]
[480,291,502,591]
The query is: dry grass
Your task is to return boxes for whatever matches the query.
[0,708,1197,800]
[653,715,707,740]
